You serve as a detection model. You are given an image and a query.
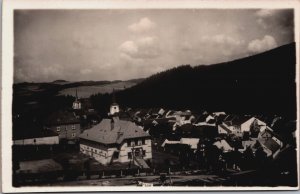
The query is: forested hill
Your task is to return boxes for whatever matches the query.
[93,42,297,118]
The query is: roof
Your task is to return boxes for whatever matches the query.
[80,118,150,145]
[213,139,234,152]
[219,124,232,134]
[259,138,280,153]
[45,110,80,126]
[231,116,252,125]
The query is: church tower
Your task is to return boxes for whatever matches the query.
[72,89,82,110]
[109,89,119,116]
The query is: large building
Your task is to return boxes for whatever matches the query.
[44,110,81,143]
[79,116,152,167]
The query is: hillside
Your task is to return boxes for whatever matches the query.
[98,43,296,118]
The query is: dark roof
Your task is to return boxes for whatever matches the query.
[14,129,58,140]
[80,118,150,145]
[45,111,80,126]
[219,124,232,134]
[231,116,251,125]
[260,138,280,153]
[164,143,191,150]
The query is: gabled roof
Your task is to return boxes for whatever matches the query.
[79,118,150,145]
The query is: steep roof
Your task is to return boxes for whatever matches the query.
[80,118,150,145]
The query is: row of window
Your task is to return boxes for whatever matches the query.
[127,139,146,147]
[85,147,107,157]
[128,150,146,159]
[56,125,77,132]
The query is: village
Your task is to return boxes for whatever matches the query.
[12,89,297,186]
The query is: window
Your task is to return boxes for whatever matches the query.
[113,152,119,159]
[131,141,135,147]
[72,125,76,130]
[138,140,142,146]
[142,139,145,145]
[56,126,60,132]
[72,132,76,137]
[128,152,132,159]
[143,150,146,157]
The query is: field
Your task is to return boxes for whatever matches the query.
[58,81,137,98]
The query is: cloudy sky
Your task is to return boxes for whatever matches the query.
[14,9,294,83]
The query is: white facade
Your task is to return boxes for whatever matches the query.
[14,136,59,145]
[80,139,152,165]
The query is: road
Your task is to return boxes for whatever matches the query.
[43,174,228,186]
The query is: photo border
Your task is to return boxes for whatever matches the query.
[2,0,300,192]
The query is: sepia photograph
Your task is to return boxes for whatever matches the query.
[1,0,300,192]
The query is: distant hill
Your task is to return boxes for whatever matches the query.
[107,43,296,118]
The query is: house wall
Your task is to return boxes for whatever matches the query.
[50,123,81,140]
[80,143,110,164]
[14,136,59,145]
[80,138,152,165]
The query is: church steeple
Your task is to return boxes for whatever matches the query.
[72,89,81,110]
[109,88,119,115]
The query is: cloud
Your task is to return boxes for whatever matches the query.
[119,36,160,59]
[255,9,294,36]
[201,34,244,46]
[255,9,278,17]
[248,35,278,53]
[119,41,138,56]
[80,68,92,75]
[128,17,156,33]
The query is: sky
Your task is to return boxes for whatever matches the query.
[14,9,294,83]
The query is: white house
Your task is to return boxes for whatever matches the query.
[213,139,234,152]
[218,116,267,137]
[161,138,200,150]
[79,117,152,168]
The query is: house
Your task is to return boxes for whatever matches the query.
[173,110,195,126]
[218,116,266,137]
[258,127,284,148]
[79,117,152,167]
[213,139,234,152]
[161,138,199,150]
[44,111,81,143]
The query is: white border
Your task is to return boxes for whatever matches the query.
[1,0,300,192]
